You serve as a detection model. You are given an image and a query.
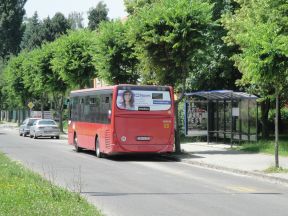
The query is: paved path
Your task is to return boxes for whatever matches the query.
[177,142,288,184]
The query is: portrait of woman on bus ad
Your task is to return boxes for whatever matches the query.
[119,90,135,110]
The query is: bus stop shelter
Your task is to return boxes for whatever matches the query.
[184,90,258,144]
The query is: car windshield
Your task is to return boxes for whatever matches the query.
[38,120,56,125]
[27,119,38,126]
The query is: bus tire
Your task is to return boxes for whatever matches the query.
[74,134,82,152]
[95,138,102,158]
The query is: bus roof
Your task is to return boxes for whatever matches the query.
[70,84,172,94]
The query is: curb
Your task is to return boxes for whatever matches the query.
[165,153,288,186]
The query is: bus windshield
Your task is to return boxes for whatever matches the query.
[116,86,172,111]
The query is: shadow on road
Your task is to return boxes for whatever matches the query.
[82,191,283,197]
[74,149,179,162]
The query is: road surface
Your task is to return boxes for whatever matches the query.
[0,127,287,216]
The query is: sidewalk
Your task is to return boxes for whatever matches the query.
[173,142,288,185]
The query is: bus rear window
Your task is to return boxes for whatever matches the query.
[117,88,172,111]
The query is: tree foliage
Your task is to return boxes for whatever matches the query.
[128,0,213,89]
[222,0,288,91]
[68,12,84,30]
[186,0,241,92]
[93,20,139,84]
[124,0,157,15]
[51,30,96,89]
[0,0,27,59]
[222,0,288,167]
[21,12,71,51]
[88,1,109,30]
[20,12,43,50]
[3,52,31,109]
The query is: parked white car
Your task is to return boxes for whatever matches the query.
[29,119,60,139]
[19,118,41,137]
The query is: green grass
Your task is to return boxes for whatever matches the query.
[62,120,68,132]
[0,152,102,216]
[264,166,288,173]
[235,136,288,157]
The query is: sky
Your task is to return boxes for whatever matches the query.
[24,0,128,26]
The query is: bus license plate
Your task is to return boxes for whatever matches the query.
[136,136,151,141]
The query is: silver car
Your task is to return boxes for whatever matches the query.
[19,118,41,137]
[29,119,60,139]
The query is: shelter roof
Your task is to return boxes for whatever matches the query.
[185,90,258,100]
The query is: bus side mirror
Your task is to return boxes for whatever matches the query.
[108,110,111,120]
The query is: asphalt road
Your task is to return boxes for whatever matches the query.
[1,127,288,216]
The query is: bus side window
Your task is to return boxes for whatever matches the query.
[67,99,71,120]
[71,97,79,121]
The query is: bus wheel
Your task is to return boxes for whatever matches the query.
[95,138,102,158]
[74,134,82,152]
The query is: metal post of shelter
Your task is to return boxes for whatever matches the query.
[256,102,259,142]
[230,93,233,147]
[223,99,226,141]
[238,99,242,143]
[248,97,250,142]
[207,93,210,144]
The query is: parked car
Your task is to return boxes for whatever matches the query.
[19,118,41,137]
[29,119,60,139]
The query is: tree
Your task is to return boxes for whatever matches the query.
[51,30,96,89]
[222,0,288,167]
[128,0,214,152]
[2,52,33,124]
[93,20,139,84]
[20,12,43,50]
[88,1,109,30]
[185,0,241,92]
[21,12,71,51]
[22,45,68,132]
[6,44,69,131]
[21,48,50,117]
[68,12,84,30]
[124,0,157,15]
[50,12,71,39]
[0,0,27,59]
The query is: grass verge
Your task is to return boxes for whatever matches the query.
[264,166,288,173]
[234,136,288,157]
[0,152,102,216]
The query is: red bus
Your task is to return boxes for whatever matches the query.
[68,85,175,157]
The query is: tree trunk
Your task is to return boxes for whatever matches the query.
[174,77,186,153]
[278,97,283,133]
[53,93,65,133]
[17,110,21,126]
[174,101,181,153]
[275,93,279,168]
[41,103,44,119]
[58,109,63,133]
[260,99,270,139]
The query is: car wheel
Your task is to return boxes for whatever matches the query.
[74,134,82,152]
[19,131,22,136]
[95,138,103,158]
[56,136,60,139]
